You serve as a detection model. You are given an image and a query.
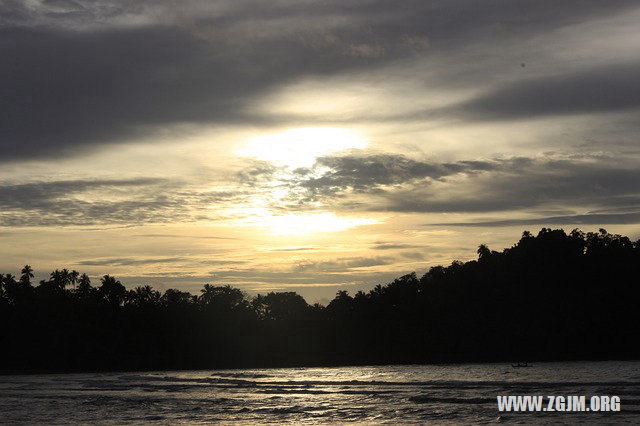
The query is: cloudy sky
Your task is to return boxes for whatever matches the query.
[2,0,640,302]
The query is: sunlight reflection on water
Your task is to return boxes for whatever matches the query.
[1,361,639,424]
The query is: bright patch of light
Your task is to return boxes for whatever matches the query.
[231,209,378,236]
[237,127,367,168]
[266,212,377,236]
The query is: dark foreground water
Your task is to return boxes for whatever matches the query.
[1,361,639,424]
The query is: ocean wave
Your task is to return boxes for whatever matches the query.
[3,362,640,424]
[65,372,640,392]
[409,395,495,405]
[210,372,272,379]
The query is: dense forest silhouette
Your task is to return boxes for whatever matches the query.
[1,228,638,373]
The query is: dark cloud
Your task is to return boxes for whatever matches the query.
[4,1,633,41]
[427,212,640,227]
[1,25,266,160]
[381,160,640,214]
[5,152,640,227]
[0,178,183,226]
[588,205,640,214]
[294,154,514,200]
[293,256,392,273]
[0,6,420,161]
[452,61,640,120]
[0,178,165,209]
[236,161,281,186]
[261,153,640,218]
[2,0,638,161]
[0,178,242,227]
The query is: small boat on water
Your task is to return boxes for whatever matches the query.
[511,362,532,368]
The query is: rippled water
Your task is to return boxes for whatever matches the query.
[1,362,639,424]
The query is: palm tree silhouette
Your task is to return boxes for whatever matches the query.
[1,274,12,295]
[69,270,79,287]
[76,273,92,295]
[99,275,127,306]
[20,265,34,285]
[50,269,64,289]
[61,269,71,287]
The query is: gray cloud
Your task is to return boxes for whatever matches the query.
[0,178,184,226]
[6,1,631,35]
[0,177,243,227]
[131,234,238,240]
[1,25,270,160]
[380,160,640,214]
[427,212,640,227]
[451,61,640,120]
[77,257,248,268]
[5,152,640,227]
[293,154,517,200]
[2,0,638,161]
[293,256,392,273]
[0,178,164,209]
[400,251,427,261]
[372,243,423,250]
[268,247,317,252]
[0,4,422,161]
[254,152,640,220]
[78,256,186,266]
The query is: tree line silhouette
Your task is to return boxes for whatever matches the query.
[1,228,638,373]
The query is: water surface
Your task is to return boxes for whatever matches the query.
[1,361,639,424]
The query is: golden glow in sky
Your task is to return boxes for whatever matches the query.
[2,2,640,302]
[230,127,375,236]
[237,127,367,168]
[248,211,378,236]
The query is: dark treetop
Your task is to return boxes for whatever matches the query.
[1,228,638,373]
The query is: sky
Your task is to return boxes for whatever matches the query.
[1,0,640,303]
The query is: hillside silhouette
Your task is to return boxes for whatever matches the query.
[1,228,638,373]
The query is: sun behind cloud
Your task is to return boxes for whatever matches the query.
[230,127,376,236]
[237,127,367,168]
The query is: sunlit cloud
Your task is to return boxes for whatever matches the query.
[229,210,378,237]
[236,127,367,168]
